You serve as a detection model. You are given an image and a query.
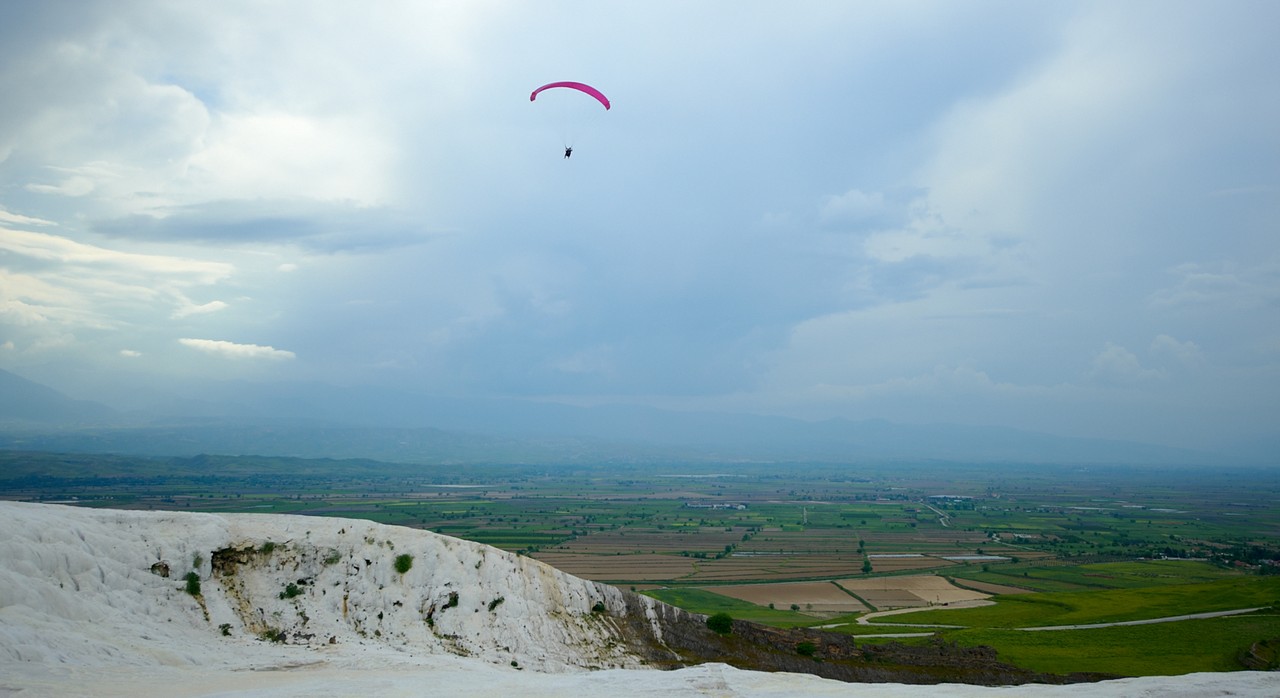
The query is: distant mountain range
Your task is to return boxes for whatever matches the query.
[0,368,1246,466]
[0,368,115,424]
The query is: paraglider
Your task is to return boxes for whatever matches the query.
[529,81,611,111]
[530,81,609,158]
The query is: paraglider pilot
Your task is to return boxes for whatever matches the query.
[564,146,573,159]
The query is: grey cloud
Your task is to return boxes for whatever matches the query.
[93,201,436,254]
[1088,343,1163,386]
[1148,262,1278,309]
[1150,334,1203,366]
[819,187,924,231]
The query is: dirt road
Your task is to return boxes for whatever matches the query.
[1017,607,1267,631]
[856,604,1269,632]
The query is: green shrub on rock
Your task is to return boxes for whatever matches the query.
[706,612,733,635]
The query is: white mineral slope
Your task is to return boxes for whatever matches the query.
[2,502,1277,698]
[0,500,657,673]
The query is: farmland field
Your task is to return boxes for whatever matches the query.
[882,574,1280,629]
[531,552,697,581]
[945,614,1280,676]
[638,587,823,627]
[703,581,870,615]
[951,578,1034,595]
[836,575,992,608]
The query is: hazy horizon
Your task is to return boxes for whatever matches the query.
[2,1,1277,456]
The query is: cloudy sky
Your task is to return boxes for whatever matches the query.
[1,1,1277,453]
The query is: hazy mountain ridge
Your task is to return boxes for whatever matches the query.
[0,369,115,424]
[0,369,1237,465]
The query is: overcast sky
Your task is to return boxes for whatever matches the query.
[1,1,1277,453]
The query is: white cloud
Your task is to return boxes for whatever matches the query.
[0,227,233,283]
[0,208,55,227]
[1150,334,1202,365]
[1088,343,1162,386]
[0,268,120,330]
[0,227,238,356]
[171,299,229,319]
[922,7,1176,232]
[882,5,1230,301]
[820,189,887,226]
[862,219,976,264]
[1,222,251,371]
[1146,263,1276,309]
[25,175,96,197]
[183,111,392,206]
[552,346,615,376]
[178,338,295,361]
[805,364,1033,402]
[2,9,394,221]
[119,349,141,358]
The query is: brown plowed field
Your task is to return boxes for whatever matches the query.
[531,552,698,581]
[686,556,869,582]
[551,528,745,555]
[864,555,960,573]
[532,548,961,583]
[948,578,1034,595]
[835,575,990,609]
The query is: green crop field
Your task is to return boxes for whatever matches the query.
[894,576,1280,628]
[641,587,839,627]
[942,613,1280,676]
[947,559,1245,593]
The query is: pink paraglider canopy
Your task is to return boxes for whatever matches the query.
[530,81,611,110]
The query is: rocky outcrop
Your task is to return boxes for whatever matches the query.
[598,591,1122,685]
[0,502,657,672]
[196,515,657,671]
[1240,639,1280,671]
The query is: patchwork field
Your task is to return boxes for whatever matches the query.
[534,550,879,582]
[689,575,992,616]
[702,581,870,615]
[884,575,1280,629]
[836,574,992,609]
[549,527,746,555]
[949,578,1035,595]
[863,554,962,573]
[531,552,697,581]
